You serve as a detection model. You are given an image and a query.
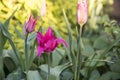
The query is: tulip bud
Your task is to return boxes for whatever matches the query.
[40,0,46,17]
[77,0,88,26]
[24,14,38,34]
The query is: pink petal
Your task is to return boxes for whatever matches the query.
[45,38,56,52]
[37,46,44,58]
[56,38,68,48]
[29,14,34,21]
[45,27,53,42]
[40,0,46,16]
[37,32,44,45]
[32,17,38,29]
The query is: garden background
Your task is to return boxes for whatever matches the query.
[1,0,120,80]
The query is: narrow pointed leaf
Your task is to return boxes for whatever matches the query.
[4,8,17,30]
[63,9,75,68]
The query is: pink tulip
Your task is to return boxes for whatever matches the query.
[77,0,88,26]
[24,14,38,33]
[40,0,46,17]
[37,27,68,57]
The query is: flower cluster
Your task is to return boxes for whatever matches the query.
[24,14,68,58]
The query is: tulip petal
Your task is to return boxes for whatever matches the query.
[56,38,68,48]
[24,14,38,33]
[45,27,53,42]
[38,46,44,58]
[45,38,56,52]
[32,17,38,30]
[40,0,46,16]
[37,32,44,45]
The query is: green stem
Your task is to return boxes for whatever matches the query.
[63,9,76,68]
[28,40,36,70]
[0,31,4,80]
[0,55,4,80]
[47,54,50,80]
[25,33,29,79]
[75,25,83,80]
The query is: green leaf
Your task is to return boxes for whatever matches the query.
[4,8,17,30]
[28,39,37,70]
[60,70,73,80]
[63,9,75,69]
[99,72,111,80]
[6,72,18,80]
[28,70,43,80]
[80,68,88,78]
[27,32,36,45]
[93,35,109,50]
[85,53,105,67]
[89,70,100,80]
[82,45,95,57]
[0,22,24,71]
[14,26,24,39]
[39,62,71,80]
[52,48,66,66]
[3,51,17,72]
[27,33,37,70]
[0,24,6,80]
[111,72,120,80]
[6,70,25,80]
[7,50,19,66]
[99,71,120,80]
[109,61,120,73]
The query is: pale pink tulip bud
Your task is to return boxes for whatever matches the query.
[40,0,46,17]
[77,0,88,26]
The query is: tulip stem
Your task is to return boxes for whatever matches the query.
[75,25,83,80]
[25,33,29,80]
[47,53,51,80]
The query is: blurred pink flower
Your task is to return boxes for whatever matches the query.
[40,0,46,16]
[77,0,88,26]
[24,14,38,33]
[37,27,68,57]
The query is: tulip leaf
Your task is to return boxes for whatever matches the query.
[0,9,17,78]
[28,70,43,80]
[27,32,36,45]
[89,70,100,80]
[6,70,26,80]
[82,44,95,57]
[14,26,24,39]
[7,50,19,66]
[0,28,5,80]
[99,71,120,80]
[39,62,71,80]
[63,9,75,69]
[6,72,19,80]
[3,56,17,72]
[4,8,17,30]
[0,22,24,71]
[52,48,66,66]
[93,35,109,50]
[109,61,120,73]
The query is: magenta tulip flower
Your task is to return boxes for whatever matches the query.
[77,0,88,26]
[37,27,68,57]
[24,14,38,33]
